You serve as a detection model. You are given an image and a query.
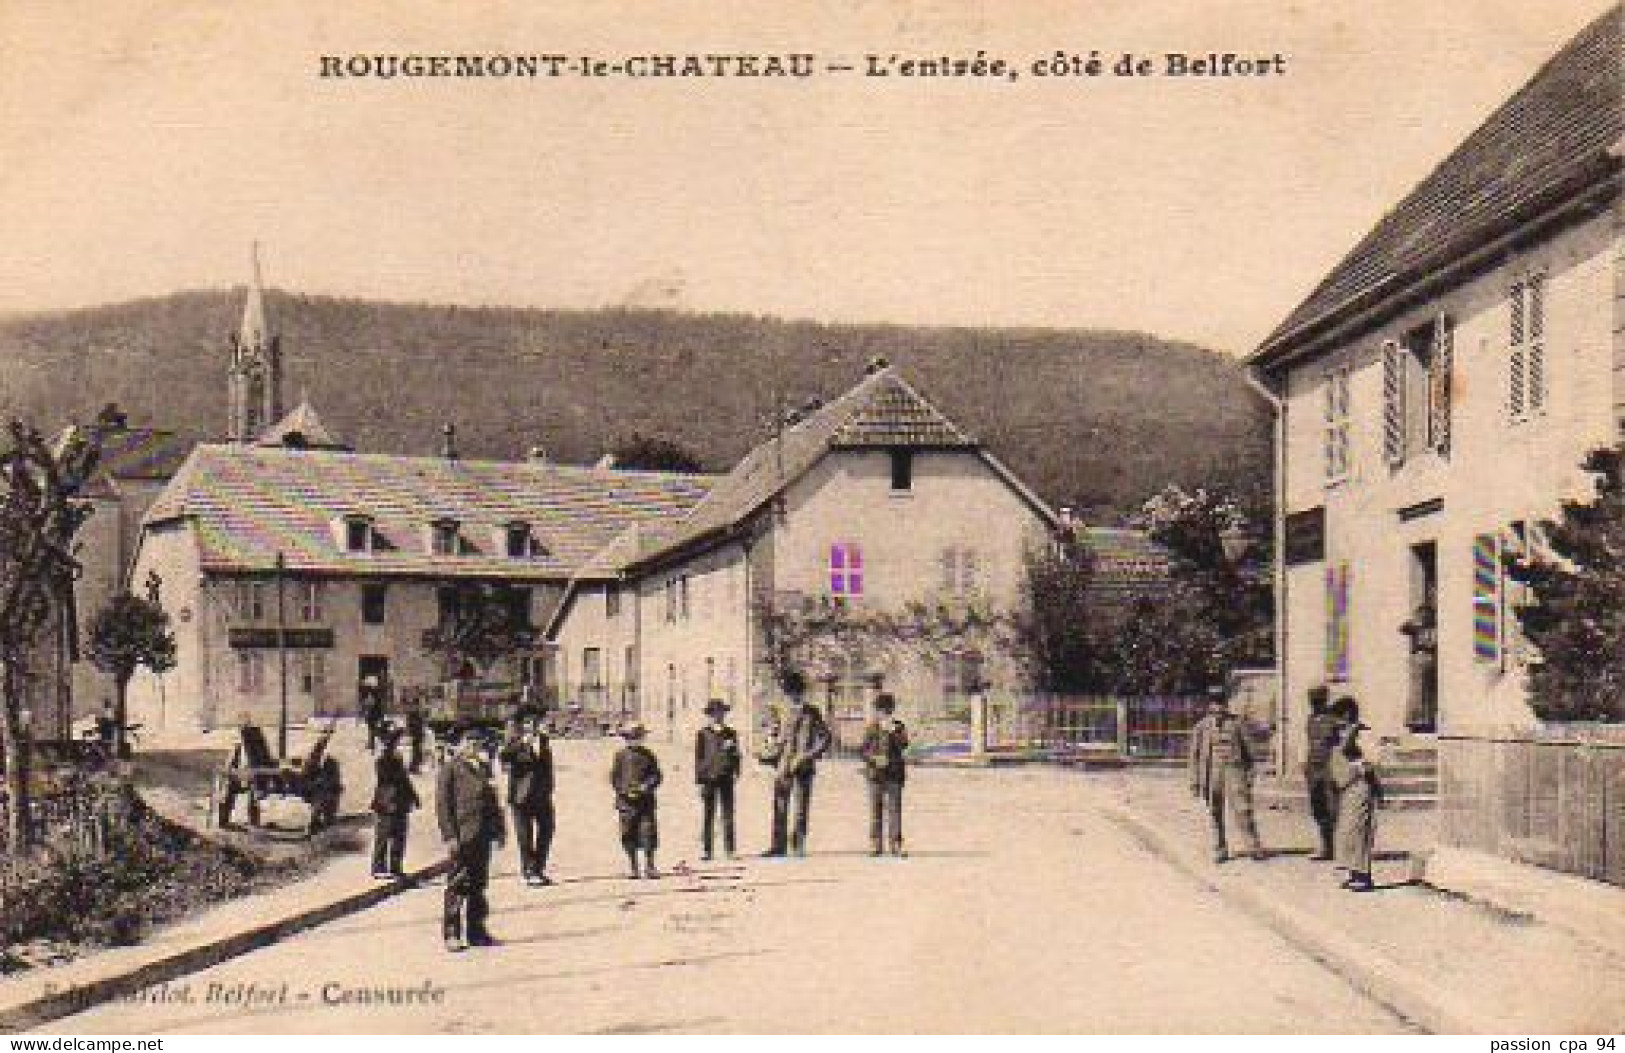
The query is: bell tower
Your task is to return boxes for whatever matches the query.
[228,242,284,442]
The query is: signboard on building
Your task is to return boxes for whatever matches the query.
[227,627,336,649]
[1284,507,1326,566]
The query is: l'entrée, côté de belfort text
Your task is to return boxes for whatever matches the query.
[316,51,1290,82]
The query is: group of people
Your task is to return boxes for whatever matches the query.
[367,668,914,953]
[1187,683,1383,892]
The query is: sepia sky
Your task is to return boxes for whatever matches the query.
[0,0,1611,355]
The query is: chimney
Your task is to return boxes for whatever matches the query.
[865,355,890,376]
[528,445,549,464]
[442,423,459,460]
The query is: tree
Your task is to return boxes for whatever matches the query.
[1505,445,1625,722]
[1015,541,1105,693]
[1135,484,1274,685]
[86,573,177,758]
[610,432,704,473]
[1,407,119,848]
[421,582,538,681]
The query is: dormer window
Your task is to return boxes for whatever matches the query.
[430,518,461,556]
[338,514,374,554]
[889,449,914,492]
[505,521,533,559]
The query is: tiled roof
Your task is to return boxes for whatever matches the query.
[53,425,194,497]
[143,445,715,579]
[1253,5,1623,367]
[623,366,986,565]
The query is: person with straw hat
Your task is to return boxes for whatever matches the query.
[1330,697,1382,892]
[611,721,664,879]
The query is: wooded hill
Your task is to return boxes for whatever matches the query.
[0,290,1270,519]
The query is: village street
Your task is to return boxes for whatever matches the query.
[51,740,1420,1035]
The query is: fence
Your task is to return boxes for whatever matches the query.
[1438,727,1625,888]
[824,693,1207,762]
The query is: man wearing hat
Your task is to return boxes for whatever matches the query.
[369,724,419,879]
[360,675,385,753]
[499,708,557,887]
[694,698,741,861]
[762,668,832,858]
[860,692,910,857]
[1303,685,1342,861]
[436,727,506,951]
[611,722,664,879]
[1187,683,1264,863]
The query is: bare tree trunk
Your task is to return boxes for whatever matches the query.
[113,672,130,761]
[2,656,33,851]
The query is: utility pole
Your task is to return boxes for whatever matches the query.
[275,551,289,760]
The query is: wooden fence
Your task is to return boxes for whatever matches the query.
[1438,726,1625,888]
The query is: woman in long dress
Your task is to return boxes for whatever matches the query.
[1330,697,1380,892]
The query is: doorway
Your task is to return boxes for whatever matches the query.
[358,655,390,716]
[1403,543,1439,733]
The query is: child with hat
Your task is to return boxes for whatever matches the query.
[860,692,910,857]
[610,722,664,879]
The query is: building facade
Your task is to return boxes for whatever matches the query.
[1247,8,1623,767]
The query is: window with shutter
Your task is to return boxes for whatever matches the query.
[1382,342,1405,466]
[1323,367,1352,482]
[1527,273,1546,414]
[1325,562,1352,682]
[1472,534,1501,664]
[1429,316,1453,456]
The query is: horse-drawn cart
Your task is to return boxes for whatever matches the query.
[209,725,342,835]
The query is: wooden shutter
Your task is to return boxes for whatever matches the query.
[1325,563,1351,682]
[1382,341,1405,466]
[1472,534,1501,664]
[1527,274,1546,414]
[1430,315,1453,455]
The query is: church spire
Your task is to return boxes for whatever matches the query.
[228,242,284,443]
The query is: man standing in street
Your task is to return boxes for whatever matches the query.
[762,669,832,858]
[360,676,385,753]
[694,698,741,861]
[1188,684,1264,864]
[436,728,506,951]
[499,708,556,887]
[860,692,909,857]
[369,726,419,879]
[1304,685,1341,861]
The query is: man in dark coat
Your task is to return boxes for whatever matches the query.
[436,729,506,951]
[860,692,909,857]
[611,722,663,879]
[370,726,419,879]
[499,708,556,886]
[360,676,385,753]
[694,698,741,861]
[1303,685,1341,861]
[404,701,428,775]
[762,670,832,858]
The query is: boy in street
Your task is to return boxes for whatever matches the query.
[369,725,419,879]
[611,722,663,879]
[860,692,909,857]
[694,698,741,860]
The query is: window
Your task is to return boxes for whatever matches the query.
[431,519,460,556]
[298,652,327,694]
[582,647,603,689]
[344,516,372,553]
[606,584,622,619]
[941,648,985,709]
[1323,366,1352,483]
[361,584,388,625]
[624,644,638,695]
[505,522,532,558]
[664,578,676,623]
[503,587,533,630]
[237,651,265,692]
[830,543,864,597]
[1325,562,1351,682]
[939,546,981,598]
[297,581,324,623]
[1509,273,1547,422]
[246,583,266,622]
[1382,316,1453,466]
[679,575,691,620]
[890,449,914,491]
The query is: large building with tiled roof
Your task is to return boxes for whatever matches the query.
[126,444,713,730]
[1246,5,1623,764]
[549,360,1099,749]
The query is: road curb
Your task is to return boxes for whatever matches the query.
[1101,803,1502,1035]
[0,859,449,1034]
